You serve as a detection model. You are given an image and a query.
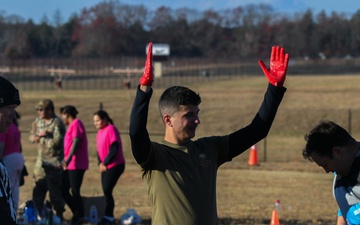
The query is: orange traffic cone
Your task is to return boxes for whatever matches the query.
[248,144,258,166]
[270,209,280,225]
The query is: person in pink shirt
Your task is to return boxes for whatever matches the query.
[60,105,88,225]
[0,111,24,211]
[93,110,125,225]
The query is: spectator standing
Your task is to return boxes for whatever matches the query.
[60,105,88,225]
[0,111,24,210]
[29,99,66,221]
[93,110,125,225]
[0,76,21,225]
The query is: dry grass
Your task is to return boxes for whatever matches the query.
[17,75,360,224]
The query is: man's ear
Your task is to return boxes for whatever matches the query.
[163,115,172,127]
[332,146,342,158]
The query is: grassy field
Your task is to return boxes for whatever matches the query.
[16,75,360,224]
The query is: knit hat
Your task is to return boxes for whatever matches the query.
[0,76,21,108]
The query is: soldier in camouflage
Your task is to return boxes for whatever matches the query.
[29,99,66,220]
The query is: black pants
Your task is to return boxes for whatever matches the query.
[101,163,125,218]
[32,166,65,217]
[61,169,86,219]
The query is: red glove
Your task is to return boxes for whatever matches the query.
[139,42,154,86]
[258,46,289,87]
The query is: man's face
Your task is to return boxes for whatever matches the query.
[166,104,200,144]
[311,147,352,177]
[37,107,53,119]
[0,104,17,132]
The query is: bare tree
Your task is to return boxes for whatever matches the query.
[350,10,360,56]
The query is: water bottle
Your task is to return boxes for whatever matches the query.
[275,199,281,212]
[89,205,98,224]
[45,201,53,225]
[24,200,38,223]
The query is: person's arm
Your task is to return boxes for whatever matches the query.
[228,84,286,158]
[336,216,346,225]
[41,118,64,149]
[29,119,40,143]
[97,153,101,165]
[129,42,154,165]
[99,141,119,172]
[130,86,153,165]
[103,141,119,166]
[336,208,346,225]
[229,46,289,158]
[64,137,80,166]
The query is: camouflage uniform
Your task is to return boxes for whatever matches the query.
[29,100,66,218]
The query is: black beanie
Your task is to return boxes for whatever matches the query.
[0,76,21,107]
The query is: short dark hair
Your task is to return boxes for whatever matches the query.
[302,120,355,161]
[158,86,201,117]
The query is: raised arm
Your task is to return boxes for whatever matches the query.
[228,46,289,158]
[129,42,154,165]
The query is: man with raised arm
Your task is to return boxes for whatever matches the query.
[129,43,289,225]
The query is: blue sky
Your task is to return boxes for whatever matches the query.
[0,0,358,23]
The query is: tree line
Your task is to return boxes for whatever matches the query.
[0,2,359,60]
